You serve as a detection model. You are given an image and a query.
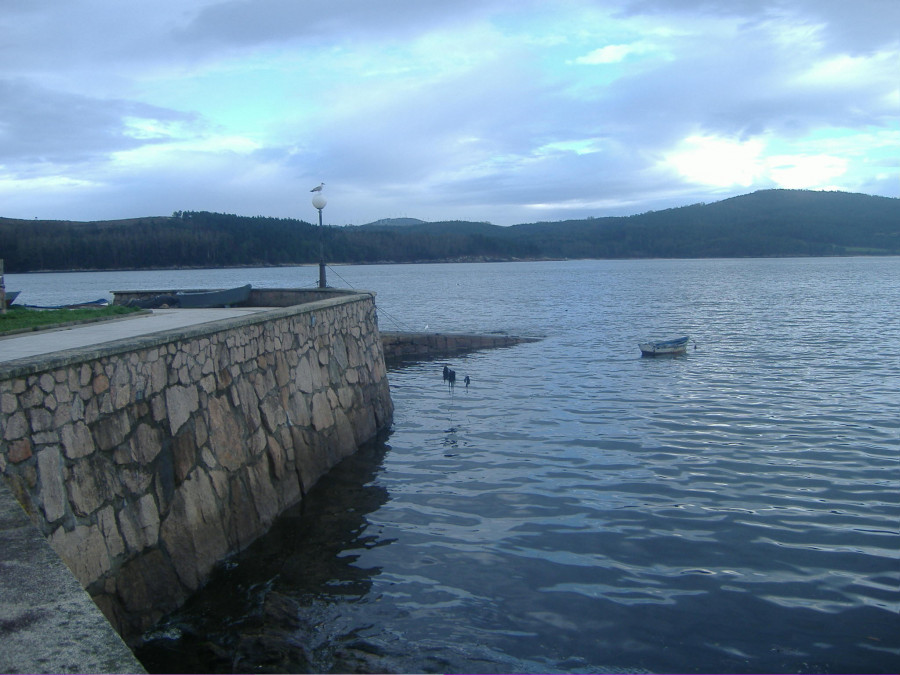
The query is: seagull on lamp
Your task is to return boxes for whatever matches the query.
[310,182,325,192]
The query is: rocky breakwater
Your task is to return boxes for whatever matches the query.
[0,294,393,642]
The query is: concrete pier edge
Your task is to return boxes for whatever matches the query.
[0,478,146,674]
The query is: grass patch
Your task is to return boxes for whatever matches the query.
[0,305,144,335]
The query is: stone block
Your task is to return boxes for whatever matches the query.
[131,423,163,464]
[22,385,43,409]
[266,434,286,480]
[120,465,153,496]
[36,447,67,523]
[166,384,199,436]
[93,373,110,395]
[259,395,287,435]
[28,407,53,433]
[45,393,59,412]
[297,355,314,393]
[66,455,120,517]
[49,523,110,588]
[118,494,160,553]
[61,421,96,459]
[149,359,167,394]
[97,504,125,560]
[39,373,55,393]
[54,382,73,405]
[1,392,18,414]
[3,411,28,441]
[173,429,197,485]
[8,439,32,463]
[224,475,260,550]
[274,352,290,388]
[207,395,247,471]
[92,412,129,453]
[311,392,334,431]
[112,382,132,410]
[195,414,209,449]
[248,457,280,528]
[159,468,229,590]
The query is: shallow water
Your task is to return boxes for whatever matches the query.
[12,259,899,672]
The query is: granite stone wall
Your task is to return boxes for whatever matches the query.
[0,294,393,640]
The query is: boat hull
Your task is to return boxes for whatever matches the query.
[2,291,20,308]
[639,336,690,356]
[175,284,251,308]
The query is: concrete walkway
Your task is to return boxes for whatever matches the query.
[0,308,269,363]
[0,309,277,672]
[0,479,146,674]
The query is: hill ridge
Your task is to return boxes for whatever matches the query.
[1,189,897,272]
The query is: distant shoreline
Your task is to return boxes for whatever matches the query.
[6,251,899,276]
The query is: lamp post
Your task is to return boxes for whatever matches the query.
[312,192,327,288]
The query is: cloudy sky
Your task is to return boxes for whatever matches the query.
[1,0,897,226]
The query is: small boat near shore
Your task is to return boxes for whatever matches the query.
[19,298,109,310]
[175,284,252,308]
[2,290,20,308]
[639,335,690,356]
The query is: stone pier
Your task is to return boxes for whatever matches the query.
[0,292,393,645]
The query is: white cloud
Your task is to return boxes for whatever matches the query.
[574,43,650,64]
[766,154,848,188]
[664,135,765,187]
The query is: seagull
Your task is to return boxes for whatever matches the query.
[310,182,325,192]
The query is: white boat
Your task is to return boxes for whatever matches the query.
[639,335,690,356]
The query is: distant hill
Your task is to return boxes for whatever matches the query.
[1,190,897,272]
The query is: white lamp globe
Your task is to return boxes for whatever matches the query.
[312,194,327,209]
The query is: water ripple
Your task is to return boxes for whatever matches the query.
[137,259,900,674]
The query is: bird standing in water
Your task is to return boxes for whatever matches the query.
[442,365,456,389]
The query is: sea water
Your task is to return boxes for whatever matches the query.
[10,258,900,673]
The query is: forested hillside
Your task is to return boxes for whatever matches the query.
[1,190,897,273]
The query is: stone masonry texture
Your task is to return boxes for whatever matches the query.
[0,294,393,642]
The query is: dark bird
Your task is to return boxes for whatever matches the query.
[464,375,471,388]
[442,365,450,382]
[310,182,325,192]
[448,369,456,387]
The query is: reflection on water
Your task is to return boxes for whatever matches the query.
[137,438,394,674]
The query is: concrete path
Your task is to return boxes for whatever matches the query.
[0,479,146,674]
[0,308,269,363]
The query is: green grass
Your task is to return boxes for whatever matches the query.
[0,305,144,335]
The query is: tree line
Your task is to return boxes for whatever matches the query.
[1,189,897,273]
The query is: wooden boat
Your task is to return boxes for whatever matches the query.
[639,335,690,356]
[175,284,251,308]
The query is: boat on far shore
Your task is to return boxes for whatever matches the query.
[639,335,691,356]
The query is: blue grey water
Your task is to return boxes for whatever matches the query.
[9,259,900,673]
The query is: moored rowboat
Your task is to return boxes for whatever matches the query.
[639,335,690,356]
[175,284,252,308]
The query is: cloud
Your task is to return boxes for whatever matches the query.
[0,79,199,166]
[0,0,897,226]
[573,42,657,65]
